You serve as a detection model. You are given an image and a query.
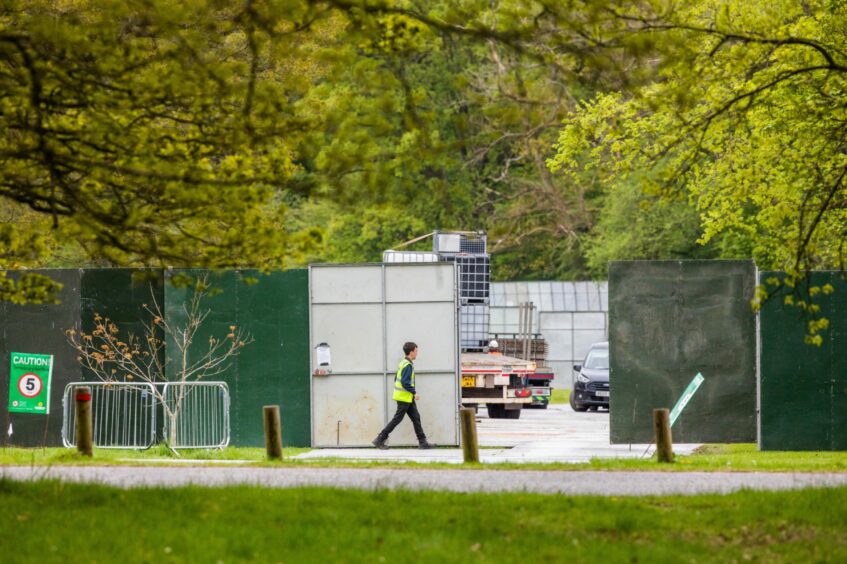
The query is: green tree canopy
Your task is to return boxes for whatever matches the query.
[549,0,847,279]
[9,0,843,304]
[1,0,329,295]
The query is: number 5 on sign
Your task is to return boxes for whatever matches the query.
[8,352,53,415]
[19,373,43,397]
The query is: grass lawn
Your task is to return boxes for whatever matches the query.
[1,479,846,562]
[3,443,847,472]
[548,388,571,404]
[0,445,309,466]
[582,443,847,472]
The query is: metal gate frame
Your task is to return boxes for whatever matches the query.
[62,382,157,449]
[162,381,231,449]
[309,262,461,447]
[62,381,230,450]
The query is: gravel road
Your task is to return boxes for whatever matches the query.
[3,465,847,496]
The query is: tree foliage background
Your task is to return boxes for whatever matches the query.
[2,0,845,301]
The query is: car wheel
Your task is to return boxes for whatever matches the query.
[504,408,522,420]
[569,391,588,412]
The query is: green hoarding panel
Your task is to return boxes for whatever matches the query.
[165,270,240,443]
[80,268,167,441]
[1,269,81,447]
[80,269,165,350]
[3,268,165,446]
[165,270,310,447]
[609,261,757,443]
[759,271,847,450]
[80,268,165,374]
[236,270,311,449]
[2,268,310,448]
[832,274,847,450]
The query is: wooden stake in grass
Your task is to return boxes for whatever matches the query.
[75,386,93,457]
[263,405,283,460]
[653,408,673,463]
[460,407,479,464]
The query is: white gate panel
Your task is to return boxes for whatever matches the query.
[312,375,386,447]
[311,266,382,303]
[385,264,454,302]
[383,373,457,446]
[310,263,459,447]
[311,304,384,373]
[385,302,456,373]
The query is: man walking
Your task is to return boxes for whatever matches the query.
[373,341,434,449]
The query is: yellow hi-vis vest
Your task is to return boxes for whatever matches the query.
[393,358,415,403]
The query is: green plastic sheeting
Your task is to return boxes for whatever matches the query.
[1,270,81,447]
[759,271,847,451]
[80,269,164,343]
[3,268,310,448]
[609,261,757,444]
[2,269,166,446]
[165,270,310,447]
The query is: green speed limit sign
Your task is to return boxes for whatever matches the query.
[8,352,53,414]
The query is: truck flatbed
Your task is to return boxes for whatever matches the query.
[460,353,536,374]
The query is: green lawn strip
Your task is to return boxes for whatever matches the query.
[1,480,845,563]
[0,446,308,466]
[3,444,847,472]
[548,388,571,404]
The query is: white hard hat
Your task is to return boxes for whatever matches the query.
[488,339,499,349]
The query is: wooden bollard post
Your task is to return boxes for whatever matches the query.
[263,405,283,460]
[75,386,93,457]
[653,408,673,463]
[460,407,479,464]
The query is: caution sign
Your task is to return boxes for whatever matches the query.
[8,352,53,414]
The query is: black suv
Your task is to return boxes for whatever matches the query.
[570,341,609,411]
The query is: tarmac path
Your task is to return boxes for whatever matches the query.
[3,465,847,496]
[295,403,700,463]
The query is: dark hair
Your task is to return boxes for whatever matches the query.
[403,341,417,356]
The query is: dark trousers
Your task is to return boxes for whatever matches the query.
[377,400,427,443]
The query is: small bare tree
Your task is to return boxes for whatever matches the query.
[66,275,252,447]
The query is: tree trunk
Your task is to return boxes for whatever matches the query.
[168,412,178,447]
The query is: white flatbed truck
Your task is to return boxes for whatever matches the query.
[460,352,536,419]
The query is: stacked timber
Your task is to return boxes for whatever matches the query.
[491,334,549,364]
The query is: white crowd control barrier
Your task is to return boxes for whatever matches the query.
[62,381,230,450]
[162,382,230,449]
[62,382,157,449]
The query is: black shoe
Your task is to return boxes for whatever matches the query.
[372,438,389,450]
[418,441,435,449]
